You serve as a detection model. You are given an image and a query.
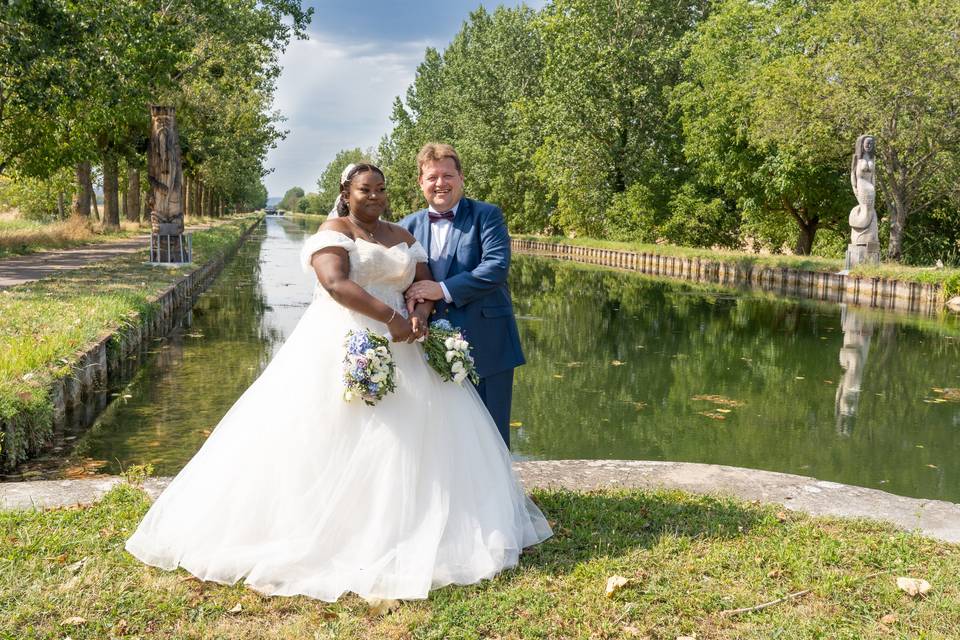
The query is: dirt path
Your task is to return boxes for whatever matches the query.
[0,236,151,288]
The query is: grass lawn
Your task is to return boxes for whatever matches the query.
[2,483,957,639]
[0,215,260,469]
[514,235,960,298]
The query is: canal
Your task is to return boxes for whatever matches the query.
[38,217,960,502]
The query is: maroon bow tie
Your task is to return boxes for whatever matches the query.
[428,210,454,222]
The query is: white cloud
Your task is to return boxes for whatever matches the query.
[263,31,437,196]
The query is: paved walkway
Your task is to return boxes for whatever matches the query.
[2,460,958,543]
[0,237,150,288]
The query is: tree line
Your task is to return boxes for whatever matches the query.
[0,0,312,225]
[309,0,959,265]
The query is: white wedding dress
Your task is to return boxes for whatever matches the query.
[125,230,552,601]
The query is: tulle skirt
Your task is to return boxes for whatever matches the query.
[125,294,552,601]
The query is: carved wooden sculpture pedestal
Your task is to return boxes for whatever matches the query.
[148,105,189,263]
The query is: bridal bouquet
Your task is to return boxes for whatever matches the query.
[343,329,397,405]
[422,319,479,385]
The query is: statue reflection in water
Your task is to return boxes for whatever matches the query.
[835,304,874,435]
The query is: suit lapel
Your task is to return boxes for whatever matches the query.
[412,208,431,254]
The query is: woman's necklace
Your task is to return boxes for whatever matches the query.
[347,215,379,242]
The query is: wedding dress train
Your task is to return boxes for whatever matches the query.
[125,230,552,601]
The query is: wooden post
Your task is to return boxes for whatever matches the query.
[148,105,186,261]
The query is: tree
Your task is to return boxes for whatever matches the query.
[278,186,304,212]
[674,0,848,255]
[316,148,374,214]
[379,7,550,229]
[747,0,960,260]
[0,0,87,177]
[534,0,710,238]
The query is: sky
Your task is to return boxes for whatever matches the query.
[263,0,544,198]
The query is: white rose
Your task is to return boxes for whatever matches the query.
[370,373,385,383]
[451,361,464,374]
[444,337,456,349]
[377,346,389,355]
[453,371,467,383]
[364,348,375,357]
[445,350,457,363]
[456,339,468,351]
[344,390,354,402]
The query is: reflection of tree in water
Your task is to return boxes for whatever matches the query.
[72,228,282,475]
[510,256,960,502]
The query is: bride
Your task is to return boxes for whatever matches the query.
[125,163,552,602]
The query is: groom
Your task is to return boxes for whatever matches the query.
[401,143,524,448]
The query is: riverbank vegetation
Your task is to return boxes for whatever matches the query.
[514,235,960,299]
[312,0,960,267]
[1,2,312,227]
[2,482,958,638]
[0,216,259,469]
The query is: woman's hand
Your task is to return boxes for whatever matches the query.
[387,314,415,343]
[410,312,430,341]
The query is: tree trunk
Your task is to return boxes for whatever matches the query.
[126,167,141,223]
[101,152,120,230]
[795,220,817,255]
[198,182,207,217]
[887,192,907,261]
[91,189,100,220]
[71,161,92,217]
[147,105,185,234]
[57,192,66,218]
[218,196,223,217]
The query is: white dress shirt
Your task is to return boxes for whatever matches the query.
[428,200,460,304]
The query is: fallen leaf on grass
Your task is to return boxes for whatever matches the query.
[611,360,626,366]
[61,616,86,626]
[605,575,631,597]
[553,374,564,379]
[113,618,129,636]
[367,598,400,616]
[227,603,243,614]
[775,511,788,522]
[66,558,87,574]
[621,625,645,637]
[509,421,523,428]
[896,577,932,597]
[880,613,898,625]
[927,464,939,469]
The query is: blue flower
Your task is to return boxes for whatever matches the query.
[431,319,454,332]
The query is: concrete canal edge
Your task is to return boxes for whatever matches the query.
[2,460,958,544]
[513,239,949,315]
[1,216,264,471]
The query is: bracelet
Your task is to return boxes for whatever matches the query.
[385,309,397,324]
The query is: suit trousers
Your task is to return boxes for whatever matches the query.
[475,369,515,449]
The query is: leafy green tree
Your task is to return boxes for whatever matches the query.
[746,0,960,261]
[316,148,375,214]
[278,186,304,212]
[379,7,549,228]
[674,0,849,255]
[534,0,710,238]
[0,1,92,178]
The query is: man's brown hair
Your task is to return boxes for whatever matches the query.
[416,143,462,177]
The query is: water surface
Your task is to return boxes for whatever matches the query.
[53,218,960,501]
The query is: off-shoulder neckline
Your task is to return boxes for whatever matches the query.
[315,229,420,252]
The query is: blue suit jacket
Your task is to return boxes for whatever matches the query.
[399,198,525,379]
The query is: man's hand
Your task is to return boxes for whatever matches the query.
[404,280,445,304]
